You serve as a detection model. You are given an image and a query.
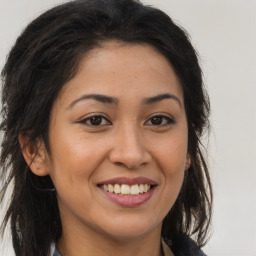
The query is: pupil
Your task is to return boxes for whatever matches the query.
[152,116,162,125]
[91,116,102,125]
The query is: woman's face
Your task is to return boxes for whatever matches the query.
[45,41,189,241]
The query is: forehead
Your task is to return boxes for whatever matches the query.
[57,41,183,106]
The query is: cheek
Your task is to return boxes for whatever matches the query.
[149,132,188,202]
[150,132,188,173]
[47,133,107,215]
[158,145,186,215]
[163,141,187,191]
[48,129,108,189]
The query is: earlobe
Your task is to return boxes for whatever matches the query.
[185,155,191,170]
[18,134,50,176]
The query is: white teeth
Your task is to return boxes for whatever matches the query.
[144,184,149,192]
[114,184,121,194]
[102,183,152,195]
[108,184,114,193]
[121,184,130,194]
[130,184,140,195]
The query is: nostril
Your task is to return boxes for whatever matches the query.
[114,162,126,168]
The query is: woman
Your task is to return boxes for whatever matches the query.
[0,0,212,255]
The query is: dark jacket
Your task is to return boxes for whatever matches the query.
[166,236,207,256]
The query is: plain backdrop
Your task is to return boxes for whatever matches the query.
[0,1,255,255]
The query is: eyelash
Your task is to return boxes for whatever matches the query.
[78,114,175,127]
[79,115,111,126]
[145,115,175,127]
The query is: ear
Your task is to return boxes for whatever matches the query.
[185,154,191,170]
[19,133,50,176]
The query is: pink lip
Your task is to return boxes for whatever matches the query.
[98,176,157,186]
[97,176,157,207]
[100,186,156,207]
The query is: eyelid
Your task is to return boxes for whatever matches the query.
[77,113,112,126]
[76,112,175,127]
[144,113,175,126]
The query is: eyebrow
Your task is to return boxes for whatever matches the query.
[68,94,119,109]
[68,93,182,109]
[143,93,182,108]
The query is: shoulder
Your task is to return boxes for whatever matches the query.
[164,235,207,256]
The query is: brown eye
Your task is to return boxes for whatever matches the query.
[90,116,103,126]
[145,115,175,126]
[151,116,163,125]
[79,115,111,126]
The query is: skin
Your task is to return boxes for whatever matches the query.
[21,41,189,256]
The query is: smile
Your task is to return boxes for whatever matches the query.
[98,177,157,207]
[100,184,151,196]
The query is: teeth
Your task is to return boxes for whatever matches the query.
[108,184,114,193]
[114,184,121,194]
[139,184,144,193]
[130,184,140,195]
[102,184,151,195]
[144,184,149,193]
[121,184,130,194]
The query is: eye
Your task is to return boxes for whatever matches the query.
[145,115,175,126]
[79,115,111,126]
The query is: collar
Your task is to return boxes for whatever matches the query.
[162,239,174,256]
[51,239,174,256]
[50,243,61,256]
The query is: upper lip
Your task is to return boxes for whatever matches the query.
[98,176,157,186]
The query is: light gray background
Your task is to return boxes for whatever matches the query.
[0,1,255,255]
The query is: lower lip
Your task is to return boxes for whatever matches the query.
[100,187,156,207]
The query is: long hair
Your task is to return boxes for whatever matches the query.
[0,0,212,255]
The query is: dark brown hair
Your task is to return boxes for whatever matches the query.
[0,0,212,255]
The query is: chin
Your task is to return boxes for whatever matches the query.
[96,215,162,241]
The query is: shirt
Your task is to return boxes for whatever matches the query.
[50,237,205,256]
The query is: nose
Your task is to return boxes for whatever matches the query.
[108,124,152,169]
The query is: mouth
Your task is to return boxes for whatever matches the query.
[97,177,157,207]
[98,183,154,196]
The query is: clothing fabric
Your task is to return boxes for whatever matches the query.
[50,238,206,256]
[164,236,207,256]
[50,244,61,256]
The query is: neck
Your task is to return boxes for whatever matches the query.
[57,223,163,256]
